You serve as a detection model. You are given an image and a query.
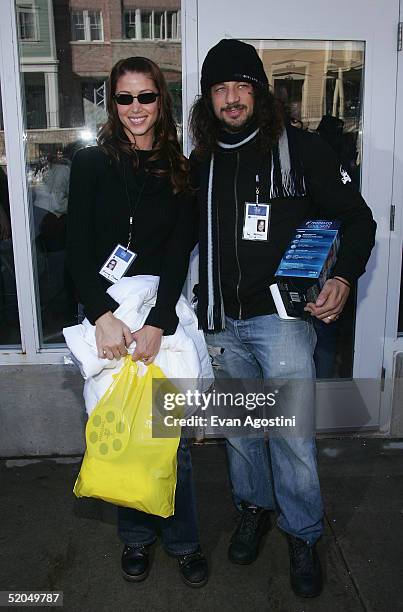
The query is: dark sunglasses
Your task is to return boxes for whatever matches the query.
[114,92,160,105]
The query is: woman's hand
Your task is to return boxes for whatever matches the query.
[95,311,133,360]
[304,277,350,324]
[131,325,163,365]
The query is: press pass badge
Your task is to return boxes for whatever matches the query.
[99,244,137,284]
[242,174,270,241]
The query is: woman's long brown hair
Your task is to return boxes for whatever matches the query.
[189,84,285,160]
[98,56,189,193]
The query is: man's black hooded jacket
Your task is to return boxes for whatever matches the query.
[191,126,376,325]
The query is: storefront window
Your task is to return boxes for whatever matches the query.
[398,256,403,336]
[245,39,365,378]
[15,0,182,346]
[0,82,21,347]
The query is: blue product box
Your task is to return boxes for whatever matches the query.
[271,220,341,318]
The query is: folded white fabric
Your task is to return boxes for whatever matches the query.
[64,276,158,379]
[63,275,213,415]
[107,274,158,305]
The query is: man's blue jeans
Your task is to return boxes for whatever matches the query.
[118,439,200,555]
[206,314,324,545]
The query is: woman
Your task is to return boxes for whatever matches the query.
[66,57,207,588]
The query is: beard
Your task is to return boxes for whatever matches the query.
[218,105,254,133]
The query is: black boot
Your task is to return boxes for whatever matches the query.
[121,545,150,582]
[177,549,208,588]
[287,535,323,598]
[228,503,271,565]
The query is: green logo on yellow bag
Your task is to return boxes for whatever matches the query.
[86,403,130,459]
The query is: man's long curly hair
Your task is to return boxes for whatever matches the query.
[189,84,285,160]
[98,56,190,193]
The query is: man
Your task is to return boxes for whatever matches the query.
[189,39,376,598]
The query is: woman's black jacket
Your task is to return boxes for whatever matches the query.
[66,146,196,335]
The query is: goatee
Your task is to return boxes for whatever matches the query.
[220,116,255,134]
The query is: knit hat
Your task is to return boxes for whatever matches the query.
[200,39,268,95]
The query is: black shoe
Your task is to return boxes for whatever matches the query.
[287,535,323,598]
[228,503,271,565]
[177,549,208,588]
[121,545,150,582]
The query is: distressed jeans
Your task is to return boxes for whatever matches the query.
[118,439,200,556]
[206,314,324,545]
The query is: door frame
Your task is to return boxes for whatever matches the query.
[379,1,403,433]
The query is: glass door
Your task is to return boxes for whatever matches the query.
[379,0,403,434]
[244,39,364,381]
[184,0,400,430]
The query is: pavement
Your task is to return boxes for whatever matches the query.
[1,437,403,612]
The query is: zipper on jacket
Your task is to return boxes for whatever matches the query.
[234,153,242,319]
[216,195,225,326]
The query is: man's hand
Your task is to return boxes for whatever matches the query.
[304,277,350,324]
[95,311,133,360]
[131,325,163,365]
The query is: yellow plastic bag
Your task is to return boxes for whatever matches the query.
[74,356,181,518]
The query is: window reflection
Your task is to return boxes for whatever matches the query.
[398,255,403,336]
[17,5,39,41]
[124,8,181,40]
[245,40,365,378]
[71,10,103,42]
[0,84,21,346]
[12,0,181,345]
[254,40,364,188]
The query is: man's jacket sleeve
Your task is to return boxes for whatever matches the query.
[300,132,377,284]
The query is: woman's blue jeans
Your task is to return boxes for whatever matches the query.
[206,314,324,545]
[117,439,200,556]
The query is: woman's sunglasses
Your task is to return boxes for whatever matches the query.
[114,92,160,105]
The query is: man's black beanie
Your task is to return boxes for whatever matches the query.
[200,39,268,95]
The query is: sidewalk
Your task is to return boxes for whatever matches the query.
[1,438,402,611]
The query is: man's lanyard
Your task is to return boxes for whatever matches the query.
[241,168,271,242]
